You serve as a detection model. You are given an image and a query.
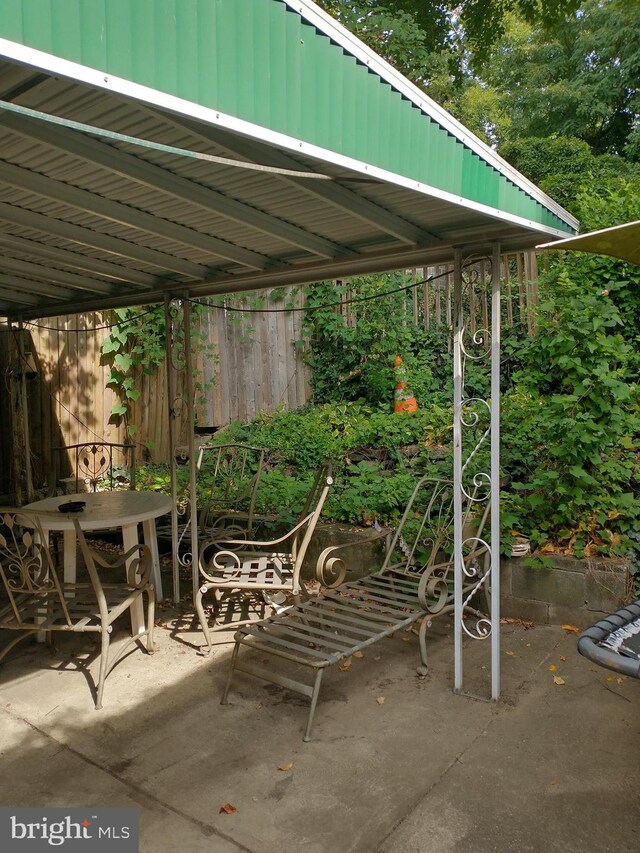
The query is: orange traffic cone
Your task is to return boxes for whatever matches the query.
[393,355,418,413]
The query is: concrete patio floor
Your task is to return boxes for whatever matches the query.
[1,605,638,853]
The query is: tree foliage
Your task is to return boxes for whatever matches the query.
[317,1,639,160]
[482,0,640,159]
[316,1,579,70]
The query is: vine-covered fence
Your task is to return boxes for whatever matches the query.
[1,291,310,493]
[338,251,543,336]
[1,250,542,495]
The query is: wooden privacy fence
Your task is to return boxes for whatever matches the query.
[1,253,543,496]
[1,288,310,494]
[335,251,543,338]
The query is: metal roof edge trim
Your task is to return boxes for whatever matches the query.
[285,0,578,232]
[0,38,575,241]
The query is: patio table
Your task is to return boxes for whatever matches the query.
[22,492,171,632]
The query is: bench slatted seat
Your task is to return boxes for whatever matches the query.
[221,475,489,741]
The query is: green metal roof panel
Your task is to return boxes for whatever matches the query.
[0,0,574,234]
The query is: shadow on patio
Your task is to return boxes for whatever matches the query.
[1,605,638,853]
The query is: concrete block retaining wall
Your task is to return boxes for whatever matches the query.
[303,525,629,629]
[501,555,628,629]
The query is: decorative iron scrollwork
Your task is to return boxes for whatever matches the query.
[457,260,494,641]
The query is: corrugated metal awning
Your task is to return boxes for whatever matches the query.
[0,0,578,320]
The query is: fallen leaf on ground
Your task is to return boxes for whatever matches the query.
[553,675,565,685]
[401,636,411,642]
[607,675,614,681]
[616,677,624,684]
[500,616,534,629]
[278,762,294,772]
[353,650,364,658]
[376,696,386,705]
[561,624,580,634]
[339,658,352,671]
[219,804,236,815]
[559,655,566,662]
[505,650,515,656]
[548,664,557,671]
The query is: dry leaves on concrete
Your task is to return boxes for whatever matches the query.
[278,762,294,772]
[553,675,566,685]
[219,804,236,815]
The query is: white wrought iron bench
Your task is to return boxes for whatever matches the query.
[220,475,489,741]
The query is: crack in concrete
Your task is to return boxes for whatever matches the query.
[1,705,258,853]
[372,636,566,853]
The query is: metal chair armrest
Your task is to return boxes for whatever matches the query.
[314,528,391,587]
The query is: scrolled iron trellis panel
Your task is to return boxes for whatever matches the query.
[453,243,501,699]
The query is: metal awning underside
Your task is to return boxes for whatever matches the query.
[0,0,578,321]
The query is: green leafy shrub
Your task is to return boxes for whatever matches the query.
[326,461,418,526]
[501,266,640,557]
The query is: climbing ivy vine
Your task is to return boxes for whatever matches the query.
[100,302,216,446]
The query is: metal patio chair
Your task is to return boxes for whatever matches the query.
[197,444,266,539]
[0,508,155,709]
[156,443,265,567]
[220,475,490,741]
[51,441,136,494]
[196,465,334,652]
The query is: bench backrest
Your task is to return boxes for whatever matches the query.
[380,475,489,577]
[0,509,72,627]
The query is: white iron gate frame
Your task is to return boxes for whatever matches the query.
[453,244,501,699]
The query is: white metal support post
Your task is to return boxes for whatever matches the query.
[453,245,501,698]
[490,242,501,700]
[453,248,464,692]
